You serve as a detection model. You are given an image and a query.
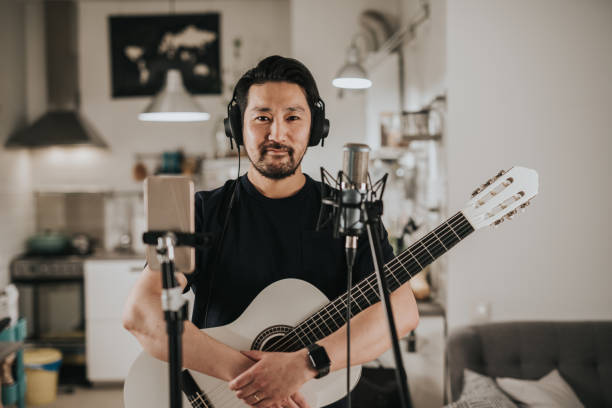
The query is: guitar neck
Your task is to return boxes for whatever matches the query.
[267,211,475,352]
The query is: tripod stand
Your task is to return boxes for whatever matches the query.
[143,231,213,408]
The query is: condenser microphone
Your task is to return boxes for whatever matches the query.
[340,143,370,266]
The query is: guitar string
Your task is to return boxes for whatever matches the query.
[187,213,473,405]
[265,212,472,353]
[244,214,471,364]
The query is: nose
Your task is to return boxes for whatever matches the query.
[268,116,287,143]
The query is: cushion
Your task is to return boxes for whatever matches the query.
[444,369,518,408]
[496,369,584,408]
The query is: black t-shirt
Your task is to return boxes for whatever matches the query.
[186,173,395,408]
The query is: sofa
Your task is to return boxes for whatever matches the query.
[446,321,612,407]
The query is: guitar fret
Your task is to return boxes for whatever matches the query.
[350,291,363,313]
[446,220,462,240]
[309,319,325,340]
[317,311,333,334]
[294,329,307,347]
[393,255,411,278]
[365,276,379,302]
[406,247,424,269]
[357,281,373,307]
[329,300,345,327]
[387,266,402,288]
[423,233,446,258]
[319,307,336,332]
[419,241,435,261]
[299,324,316,344]
[431,229,448,250]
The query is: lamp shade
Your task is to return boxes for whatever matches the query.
[139,69,210,122]
[332,44,372,90]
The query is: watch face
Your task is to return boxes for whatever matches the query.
[308,345,330,369]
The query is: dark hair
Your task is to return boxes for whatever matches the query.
[233,55,321,120]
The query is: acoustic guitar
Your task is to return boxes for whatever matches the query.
[124,166,539,408]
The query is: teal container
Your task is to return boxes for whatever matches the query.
[0,318,27,408]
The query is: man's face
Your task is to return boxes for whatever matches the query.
[242,81,311,180]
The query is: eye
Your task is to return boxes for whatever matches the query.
[255,116,270,122]
[287,115,301,121]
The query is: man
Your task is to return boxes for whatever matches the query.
[123,56,419,408]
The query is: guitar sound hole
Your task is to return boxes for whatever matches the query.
[251,325,293,351]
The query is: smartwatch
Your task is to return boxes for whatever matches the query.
[306,343,330,379]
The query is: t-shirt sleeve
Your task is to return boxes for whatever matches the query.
[351,221,395,284]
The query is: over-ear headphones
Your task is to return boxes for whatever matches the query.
[223,92,330,148]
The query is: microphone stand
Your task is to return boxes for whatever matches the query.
[143,231,213,408]
[362,200,411,408]
[319,167,409,408]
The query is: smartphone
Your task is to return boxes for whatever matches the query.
[144,176,195,274]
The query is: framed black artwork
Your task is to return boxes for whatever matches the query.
[109,13,221,97]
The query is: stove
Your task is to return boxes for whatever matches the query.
[11,256,85,282]
[10,254,88,384]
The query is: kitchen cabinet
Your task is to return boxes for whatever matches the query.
[84,259,143,382]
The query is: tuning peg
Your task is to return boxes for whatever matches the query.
[493,218,504,227]
[505,209,518,220]
[471,187,483,197]
[494,169,506,180]
[518,200,531,213]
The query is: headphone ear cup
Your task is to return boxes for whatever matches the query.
[321,119,330,143]
[308,101,329,147]
[223,118,233,140]
[225,102,243,146]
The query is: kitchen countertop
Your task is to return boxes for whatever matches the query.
[88,250,146,261]
[14,249,145,262]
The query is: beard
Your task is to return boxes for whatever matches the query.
[249,141,305,180]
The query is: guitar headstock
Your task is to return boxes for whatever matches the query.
[462,166,538,230]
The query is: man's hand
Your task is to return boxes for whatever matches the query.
[228,349,316,408]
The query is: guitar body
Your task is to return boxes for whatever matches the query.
[124,279,362,408]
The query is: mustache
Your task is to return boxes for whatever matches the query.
[260,142,293,154]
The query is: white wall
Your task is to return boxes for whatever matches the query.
[0,1,35,287]
[30,0,291,191]
[290,0,401,177]
[401,0,446,110]
[446,0,612,327]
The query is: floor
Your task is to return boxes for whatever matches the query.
[42,384,124,408]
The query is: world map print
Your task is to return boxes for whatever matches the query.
[109,13,221,97]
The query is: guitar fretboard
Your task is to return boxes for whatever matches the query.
[266,211,474,352]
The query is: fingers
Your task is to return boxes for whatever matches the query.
[228,370,253,391]
[245,392,269,407]
[175,272,187,289]
[291,392,311,408]
[285,396,300,408]
[234,383,259,400]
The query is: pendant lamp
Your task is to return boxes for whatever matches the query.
[139,69,210,122]
[332,43,372,90]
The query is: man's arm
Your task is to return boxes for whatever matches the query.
[229,280,419,406]
[318,277,418,370]
[122,266,253,381]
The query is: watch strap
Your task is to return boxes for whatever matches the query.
[306,343,330,379]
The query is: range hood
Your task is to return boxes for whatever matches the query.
[5,1,107,149]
